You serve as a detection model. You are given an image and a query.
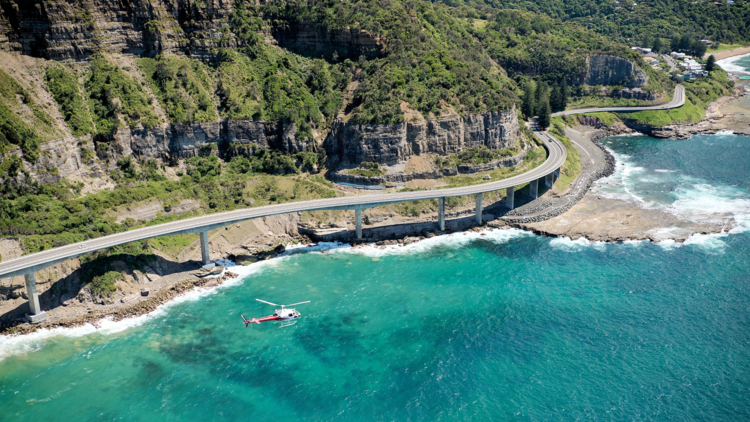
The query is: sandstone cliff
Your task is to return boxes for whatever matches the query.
[326,107,520,165]
[573,54,647,88]
[0,0,384,61]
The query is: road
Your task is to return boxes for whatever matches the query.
[662,54,677,73]
[552,84,685,117]
[0,85,685,279]
[0,134,566,279]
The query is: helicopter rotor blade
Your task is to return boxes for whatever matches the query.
[256,299,281,307]
[284,301,311,307]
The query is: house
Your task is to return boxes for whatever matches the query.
[670,52,686,58]
[631,47,652,54]
[700,40,713,45]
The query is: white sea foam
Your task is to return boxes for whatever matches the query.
[683,232,728,253]
[0,231,531,359]
[717,53,750,75]
[328,228,530,258]
[0,257,289,361]
[592,147,651,205]
[593,143,750,237]
[549,236,606,252]
[655,239,681,250]
[714,129,735,136]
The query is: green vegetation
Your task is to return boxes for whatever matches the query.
[347,162,385,177]
[547,119,581,189]
[449,0,750,47]
[86,53,160,136]
[258,0,517,123]
[138,55,218,125]
[0,156,338,253]
[0,69,59,161]
[89,270,122,296]
[45,65,95,137]
[434,145,522,167]
[620,71,733,126]
[479,10,623,82]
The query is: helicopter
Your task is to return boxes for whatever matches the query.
[241,299,311,328]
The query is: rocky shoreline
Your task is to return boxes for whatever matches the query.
[501,136,616,224]
[3,86,748,339]
[0,271,238,336]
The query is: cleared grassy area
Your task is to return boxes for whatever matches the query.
[147,233,198,260]
[548,119,581,190]
[707,43,749,54]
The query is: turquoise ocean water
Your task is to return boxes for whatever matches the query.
[1,134,749,420]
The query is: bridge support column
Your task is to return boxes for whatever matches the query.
[24,273,46,323]
[506,186,515,210]
[529,179,538,199]
[438,197,445,231]
[355,208,362,239]
[475,194,483,224]
[545,173,553,188]
[199,231,211,265]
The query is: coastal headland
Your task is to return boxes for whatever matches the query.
[2,80,748,335]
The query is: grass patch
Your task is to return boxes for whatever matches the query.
[147,233,198,259]
[45,64,95,137]
[347,162,385,177]
[707,43,749,54]
[548,119,581,190]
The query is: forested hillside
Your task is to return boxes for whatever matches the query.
[0,0,733,254]
[447,0,750,48]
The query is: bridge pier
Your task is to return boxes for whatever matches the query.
[438,197,445,231]
[545,172,553,188]
[355,208,362,239]
[24,273,47,323]
[475,194,483,224]
[506,186,515,210]
[199,231,211,265]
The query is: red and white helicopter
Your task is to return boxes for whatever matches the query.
[241,299,311,328]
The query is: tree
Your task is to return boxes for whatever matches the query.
[537,97,551,130]
[534,80,548,115]
[549,83,563,112]
[706,55,717,72]
[521,82,536,119]
[560,79,569,111]
[652,37,663,54]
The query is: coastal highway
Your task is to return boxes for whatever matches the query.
[552,84,685,117]
[0,85,685,280]
[0,134,566,279]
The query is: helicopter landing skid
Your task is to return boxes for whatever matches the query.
[280,320,297,328]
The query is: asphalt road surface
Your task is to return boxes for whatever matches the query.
[552,84,685,117]
[0,85,685,278]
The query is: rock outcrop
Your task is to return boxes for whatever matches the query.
[0,0,385,61]
[574,55,647,88]
[326,107,520,165]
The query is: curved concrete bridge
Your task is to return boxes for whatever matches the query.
[1,85,685,322]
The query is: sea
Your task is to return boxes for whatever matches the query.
[1,133,749,421]
[718,52,750,79]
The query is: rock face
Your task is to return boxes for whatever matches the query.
[326,107,520,165]
[0,0,385,61]
[574,55,647,88]
[111,119,314,161]
[271,22,384,60]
